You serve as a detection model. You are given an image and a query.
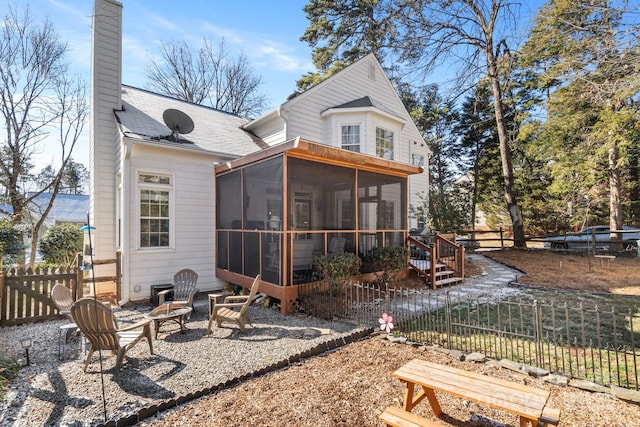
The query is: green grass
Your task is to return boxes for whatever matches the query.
[397,326,640,389]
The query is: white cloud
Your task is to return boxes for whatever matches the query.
[196,21,312,74]
[141,10,180,33]
[48,0,92,24]
[252,43,313,73]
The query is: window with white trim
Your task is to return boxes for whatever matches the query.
[138,173,172,248]
[412,153,425,167]
[341,124,361,152]
[376,127,394,159]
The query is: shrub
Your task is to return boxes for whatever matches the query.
[363,246,408,286]
[0,217,22,267]
[39,223,83,266]
[313,252,361,285]
[0,352,19,400]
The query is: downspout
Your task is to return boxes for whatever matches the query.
[277,105,288,140]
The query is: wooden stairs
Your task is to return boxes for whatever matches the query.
[408,235,464,290]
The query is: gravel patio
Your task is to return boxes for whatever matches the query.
[0,295,365,426]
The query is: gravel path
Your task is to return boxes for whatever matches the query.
[0,296,362,426]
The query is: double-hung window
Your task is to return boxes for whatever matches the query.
[341,124,361,152]
[138,173,172,248]
[376,127,394,159]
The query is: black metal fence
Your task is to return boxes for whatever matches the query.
[297,281,640,390]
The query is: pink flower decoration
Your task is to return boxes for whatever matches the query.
[379,312,394,333]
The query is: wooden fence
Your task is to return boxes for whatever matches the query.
[0,252,121,326]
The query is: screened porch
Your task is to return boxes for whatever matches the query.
[215,138,422,314]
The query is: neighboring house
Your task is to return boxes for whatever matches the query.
[90,0,429,311]
[1,193,88,229]
[27,193,89,229]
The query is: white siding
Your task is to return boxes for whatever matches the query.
[248,114,287,146]
[124,144,224,303]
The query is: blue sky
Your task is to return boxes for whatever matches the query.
[35,0,314,103]
[26,0,315,169]
[23,0,545,170]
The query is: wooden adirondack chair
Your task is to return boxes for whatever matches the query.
[206,274,260,335]
[158,269,199,315]
[51,283,75,322]
[51,283,78,344]
[70,297,154,371]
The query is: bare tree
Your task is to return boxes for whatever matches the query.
[0,6,88,266]
[146,38,268,117]
[395,0,526,246]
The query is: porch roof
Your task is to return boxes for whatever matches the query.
[214,137,424,177]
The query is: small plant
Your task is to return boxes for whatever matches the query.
[0,352,19,400]
[312,252,361,302]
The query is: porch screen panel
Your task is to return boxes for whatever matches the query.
[217,231,228,270]
[229,231,243,273]
[217,171,242,272]
[243,158,283,230]
[217,171,242,229]
[243,232,260,278]
[287,158,355,230]
[358,171,406,231]
[242,158,283,280]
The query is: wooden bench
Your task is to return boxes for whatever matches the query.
[380,406,439,427]
[392,359,560,427]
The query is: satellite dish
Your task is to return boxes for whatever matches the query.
[162,109,194,142]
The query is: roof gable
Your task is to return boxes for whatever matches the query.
[27,193,89,224]
[246,54,427,151]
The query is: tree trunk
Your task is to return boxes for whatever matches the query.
[487,61,526,247]
[609,140,623,249]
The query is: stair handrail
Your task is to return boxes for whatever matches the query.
[407,236,437,288]
[434,233,465,279]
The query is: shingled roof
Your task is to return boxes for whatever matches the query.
[115,86,267,158]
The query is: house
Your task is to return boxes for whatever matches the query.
[27,193,89,229]
[243,60,430,213]
[90,0,428,312]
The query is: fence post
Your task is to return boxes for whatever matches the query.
[500,227,504,248]
[0,273,4,324]
[533,299,543,367]
[76,252,83,299]
[445,291,452,349]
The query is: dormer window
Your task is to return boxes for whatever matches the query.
[376,127,394,160]
[341,124,361,152]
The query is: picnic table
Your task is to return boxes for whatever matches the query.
[384,358,560,427]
